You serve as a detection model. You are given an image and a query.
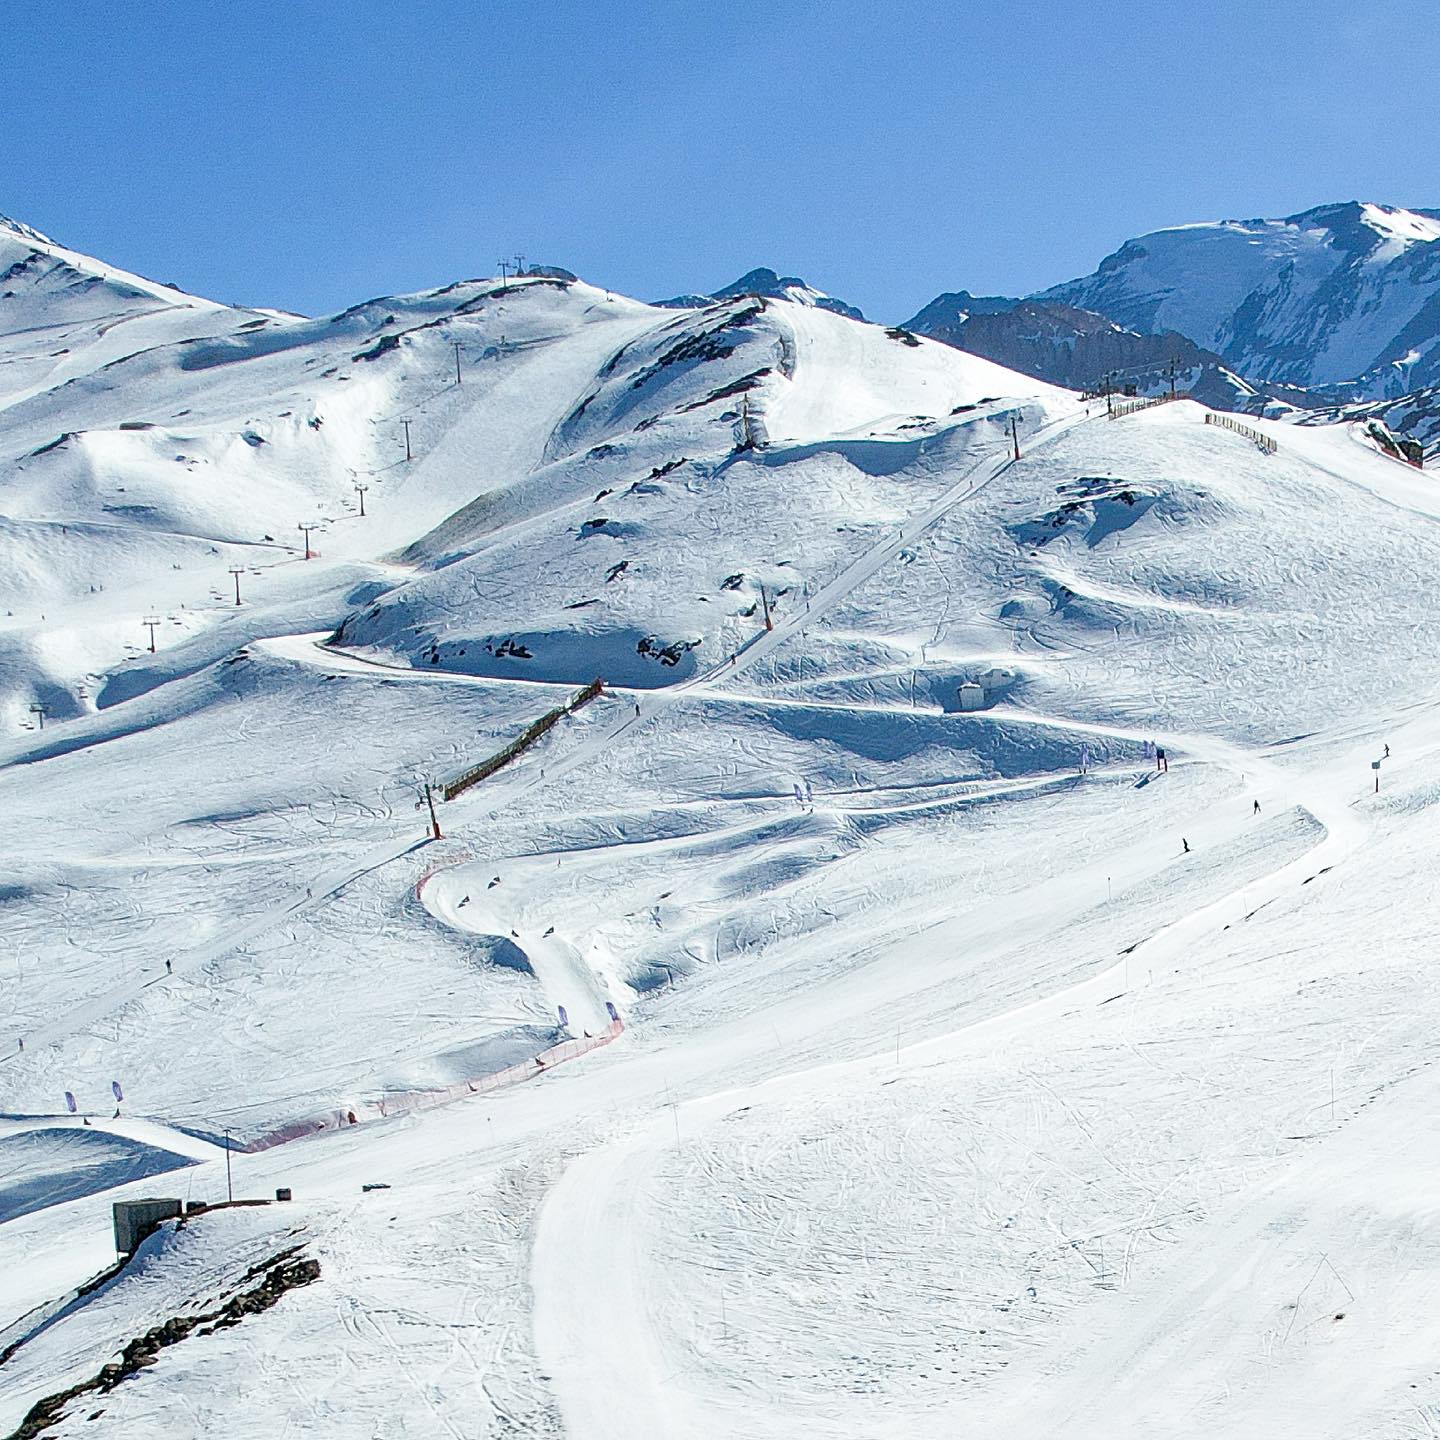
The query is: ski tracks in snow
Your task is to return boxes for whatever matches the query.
[530,675,1405,1438]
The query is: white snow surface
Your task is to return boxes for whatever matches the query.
[3,223,1440,1438]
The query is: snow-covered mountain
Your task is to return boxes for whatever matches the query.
[903,290,1276,409]
[657,266,865,320]
[1036,201,1440,398]
[11,213,1440,1439]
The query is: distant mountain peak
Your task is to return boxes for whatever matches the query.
[656,267,865,322]
[0,212,57,247]
[1031,200,1440,397]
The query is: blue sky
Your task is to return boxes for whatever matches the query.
[5,0,1438,321]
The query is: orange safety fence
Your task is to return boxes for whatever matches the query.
[241,1017,624,1153]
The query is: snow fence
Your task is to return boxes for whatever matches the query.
[1109,392,1190,419]
[1204,411,1278,454]
[441,678,604,801]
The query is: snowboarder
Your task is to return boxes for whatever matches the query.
[1156,747,1168,773]
[1182,837,1190,853]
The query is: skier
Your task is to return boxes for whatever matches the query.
[1156,746,1168,774]
[1253,799,1261,816]
[1182,837,1190,854]
[636,703,641,717]
[1385,743,1391,758]
[165,958,172,974]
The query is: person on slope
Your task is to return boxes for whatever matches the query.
[1253,799,1261,816]
[1156,746,1168,773]
[1182,837,1190,854]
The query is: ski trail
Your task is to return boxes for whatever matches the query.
[421,869,612,1037]
[531,705,1385,1439]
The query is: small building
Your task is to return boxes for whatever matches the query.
[958,682,987,712]
[113,1198,182,1256]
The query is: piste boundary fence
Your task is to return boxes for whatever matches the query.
[1107,392,1190,419]
[441,677,605,802]
[243,1017,625,1153]
[1204,411,1279,454]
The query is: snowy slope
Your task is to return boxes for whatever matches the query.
[1038,201,1440,397]
[8,217,1440,1440]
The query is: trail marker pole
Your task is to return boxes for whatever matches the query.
[1372,759,1381,794]
[453,341,463,386]
[759,583,773,632]
[298,523,317,560]
[143,614,160,652]
[228,566,244,605]
[224,1127,233,1203]
[354,483,368,517]
[401,419,413,462]
[1009,414,1021,460]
